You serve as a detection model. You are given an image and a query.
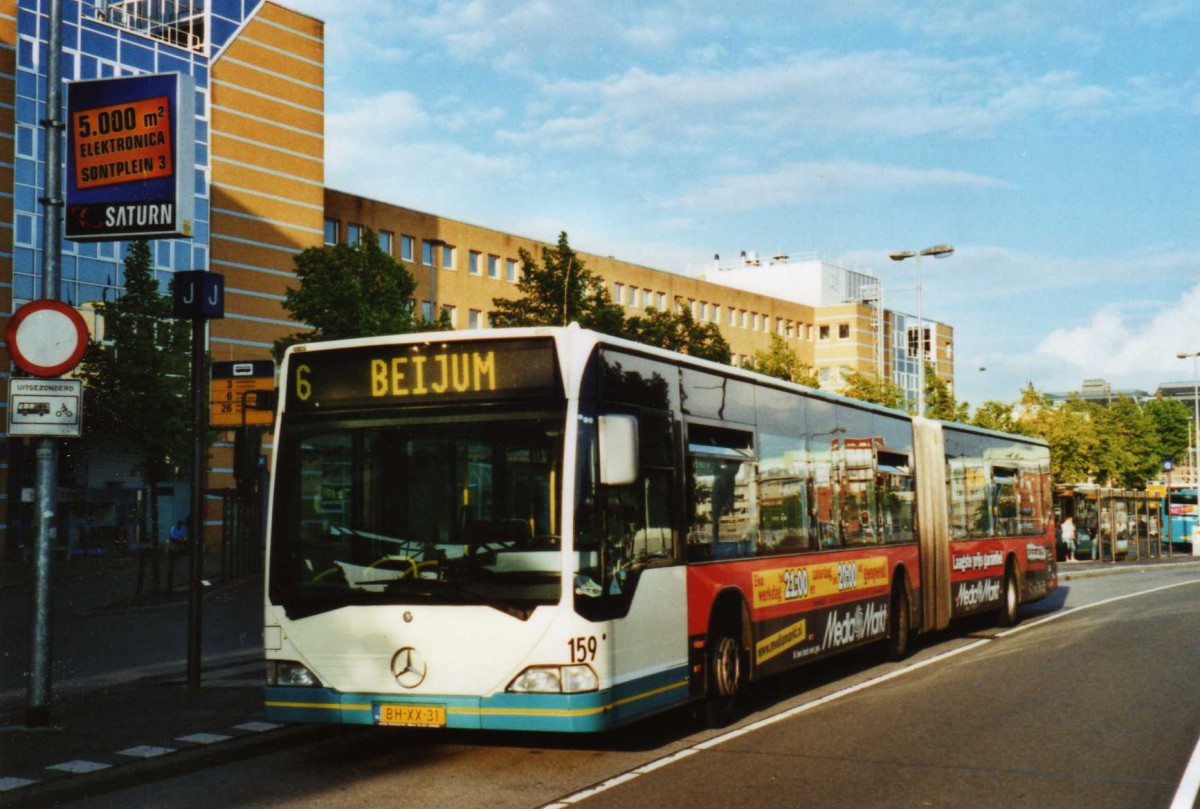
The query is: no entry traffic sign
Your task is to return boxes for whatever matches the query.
[6,300,89,378]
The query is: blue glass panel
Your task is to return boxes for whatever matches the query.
[15,214,33,246]
[159,52,189,75]
[14,246,35,273]
[16,69,37,99]
[78,282,109,305]
[193,65,208,88]
[156,240,172,268]
[81,29,118,60]
[60,255,78,282]
[174,242,191,270]
[76,240,96,258]
[15,159,37,186]
[16,96,37,125]
[18,36,35,70]
[79,257,115,285]
[209,17,238,50]
[15,184,36,215]
[119,40,155,72]
[195,120,208,141]
[17,7,36,36]
[61,20,78,51]
[81,54,97,78]
[14,273,35,300]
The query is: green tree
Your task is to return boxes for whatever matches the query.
[840,370,907,410]
[624,300,732,364]
[924,361,969,422]
[1144,398,1191,466]
[79,240,192,556]
[489,232,625,336]
[274,229,438,359]
[1093,396,1160,487]
[1021,393,1100,484]
[971,400,1021,434]
[746,334,818,387]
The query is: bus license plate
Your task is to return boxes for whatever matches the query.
[375,704,446,728]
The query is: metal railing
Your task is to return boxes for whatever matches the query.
[90,0,206,52]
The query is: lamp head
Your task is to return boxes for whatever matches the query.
[889,251,916,261]
[920,244,955,258]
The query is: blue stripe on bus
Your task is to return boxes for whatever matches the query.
[264,665,691,733]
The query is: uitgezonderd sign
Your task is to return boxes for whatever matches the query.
[65,72,195,241]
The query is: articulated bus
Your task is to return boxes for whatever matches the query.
[263,326,1056,732]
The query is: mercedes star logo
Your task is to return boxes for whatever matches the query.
[391,646,427,689]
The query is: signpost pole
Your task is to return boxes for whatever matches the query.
[186,313,205,691]
[26,0,65,729]
[174,270,223,692]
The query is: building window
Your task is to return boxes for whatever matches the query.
[838,323,850,339]
[443,304,457,327]
[488,254,500,279]
[908,326,931,359]
[347,223,362,246]
[739,310,747,328]
[422,240,436,266]
[468,309,482,329]
[657,291,667,310]
[323,219,338,245]
[806,324,813,341]
[614,282,625,302]
[627,286,638,306]
[442,245,455,269]
[421,300,432,320]
[401,235,415,262]
[469,250,482,275]
[819,325,830,340]
[729,308,736,326]
[379,230,394,255]
[506,258,518,282]
[818,367,831,383]
[711,304,720,322]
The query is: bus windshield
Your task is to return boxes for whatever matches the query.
[268,409,565,619]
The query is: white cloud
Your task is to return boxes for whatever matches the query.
[1035,283,1200,382]
[663,160,1012,213]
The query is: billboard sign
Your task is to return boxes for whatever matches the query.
[65,72,195,241]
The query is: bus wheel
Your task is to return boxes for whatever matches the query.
[885,579,911,661]
[704,631,742,728]
[998,566,1020,627]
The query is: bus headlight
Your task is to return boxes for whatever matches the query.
[507,664,599,694]
[266,660,321,687]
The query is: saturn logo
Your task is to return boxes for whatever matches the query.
[391,647,427,688]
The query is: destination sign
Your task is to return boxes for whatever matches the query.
[285,338,559,411]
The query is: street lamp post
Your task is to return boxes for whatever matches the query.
[1177,351,1200,488]
[889,244,954,417]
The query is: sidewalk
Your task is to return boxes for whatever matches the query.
[0,554,299,808]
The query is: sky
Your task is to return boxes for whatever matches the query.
[281,0,1200,407]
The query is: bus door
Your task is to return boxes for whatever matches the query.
[577,410,687,724]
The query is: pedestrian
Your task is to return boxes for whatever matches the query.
[1061,515,1076,562]
[170,520,189,552]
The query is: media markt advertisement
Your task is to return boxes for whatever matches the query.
[65,72,195,241]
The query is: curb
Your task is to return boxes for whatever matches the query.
[1058,558,1200,580]
[0,722,327,809]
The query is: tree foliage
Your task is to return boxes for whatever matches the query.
[490,231,730,361]
[274,229,439,359]
[840,370,907,410]
[624,301,731,364]
[923,361,969,421]
[489,232,625,335]
[79,241,193,546]
[1144,398,1191,466]
[745,334,818,387]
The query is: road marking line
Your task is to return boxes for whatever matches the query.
[177,732,233,745]
[1170,732,1200,809]
[46,760,111,774]
[234,721,280,732]
[541,576,1200,809]
[0,777,39,791]
[117,745,175,758]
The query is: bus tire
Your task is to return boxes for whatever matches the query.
[885,577,912,661]
[998,564,1020,627]
[704,627,743,728]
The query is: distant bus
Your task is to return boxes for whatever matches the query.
[263,326,1057,732]
[1163,488,1198,552]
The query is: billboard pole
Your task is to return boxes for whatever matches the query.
[26,0,65,729]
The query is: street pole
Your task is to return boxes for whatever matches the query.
[27,0,65,729]
[187,314,206,691]
[889,244,954,417]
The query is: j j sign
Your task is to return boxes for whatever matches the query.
[65,72,195,241]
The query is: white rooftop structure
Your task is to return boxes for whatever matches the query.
[690,251,880,308]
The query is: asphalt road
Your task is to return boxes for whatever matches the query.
[46,565,1200,809]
